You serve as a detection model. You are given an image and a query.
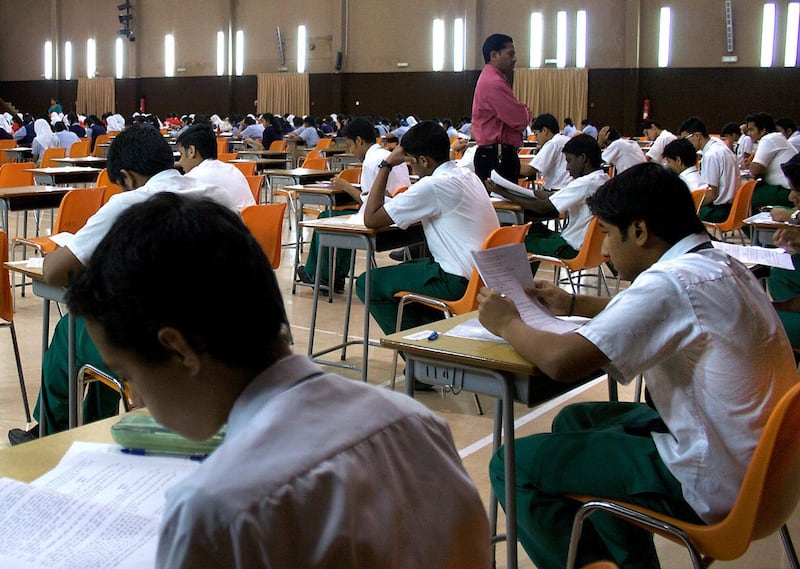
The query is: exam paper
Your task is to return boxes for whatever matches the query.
[711,241,795,270]
[489,170,537,199]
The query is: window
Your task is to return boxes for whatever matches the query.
[453,18,465,72]
[785,3,799,67]
[165,34,175,77]
[44,41,53,79]
[87,38,97,78]
[235,30,244,76]
[530,12,543,68]
[217,31,225,76]
[658,7,671,68]
[432,18,445,71]
[575,11,587,68]
[761,3,776,67]
[556,11,567,68]
[115,38,124,79]
[297,25,306,73]
[64,41,72,80]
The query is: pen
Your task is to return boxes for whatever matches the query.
[121,447,208,461]
[427,331,439,341]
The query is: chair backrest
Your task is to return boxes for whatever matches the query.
[691,187,711,214]
[0,162,35,187]
[315,137,333,150]
[69,139,90,158]
[0,139,17,164]
[92,133,112,156]
[218,152,237,162]
[301,156,328,170]
[0,231,12,323]
[303,150,322,162]
[721,180,757,231]
[449,223,532,314]
[269,140,287,151]
[40,146,67,167]
[245,175,265,203]
[233,161,256,176]
[564,217,607,271]
[216,138,228,156]
[241,203,288,269]
[519,147,534,155]
[52,186,107,234]
[337,167,362,184]
[95,168,124,201]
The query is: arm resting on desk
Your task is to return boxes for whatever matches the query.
[749,161,767,179]
[43,246,82,287]
[487,181,558,217]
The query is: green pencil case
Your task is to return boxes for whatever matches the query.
[111,413,226,457]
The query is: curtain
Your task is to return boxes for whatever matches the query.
[76,77,115,117]
[513,68,588,126]
[257,73,309,116]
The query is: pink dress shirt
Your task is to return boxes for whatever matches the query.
[471,64,531,147]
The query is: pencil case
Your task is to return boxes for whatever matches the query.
[111,413,226,456]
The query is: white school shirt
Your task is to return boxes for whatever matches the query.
[549,169,610,250]
[67,169,239,264]
[530,133,572,190]
[579,233,796,523]
[184,159,256,209]
[383,161,499,278]
[788,131,800,153]
[351,143,411,224]
[699,137,740,205]
[679,166,705,190]
[753,132,798,187]
[646,129,677,164]
[601,138,646,174]
[157,354,490,569]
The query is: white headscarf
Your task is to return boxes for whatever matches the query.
[106,114,125,132]
[406,115,418,127]
[50,112,64,126]
[34,119,59,150]
[0,114,13,134]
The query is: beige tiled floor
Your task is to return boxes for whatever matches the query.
[0,209,797,568]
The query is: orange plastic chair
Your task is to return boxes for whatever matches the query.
[303,150,323,162]
[269,140,287,152]
[529,216,611,296]
[0,139,17,163]
[0,230,31,423]
[519,147,535,155]
[390,223,532,390]
[702,180,757,243]
[69,140,90,158]
[92,133,113,156]
[232,161,256,176]
[218,152,237,162]
[245,175,265,203]
[315,137,333,150]
[0,162,35,187]
[216,138,229,156]
[691,187,711,214]
[241,203,288,269]
[565,381,800,569]
[581,563,620,569]
[77,364,135,425]
[337,167,362,184]
[301,157,328,170]
[95,168,124,202]
[39,147,66,168]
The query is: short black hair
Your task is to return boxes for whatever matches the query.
[176,124,217,160]
[401,120,450,164]
[776,117,797,133]
[587,162,705,245]
[532,113,559,134]
[721,122,741,137]
[605,127,621,142]
[641,120,663,131]
[745,112,776,133]
[678,116,709,138]
[781,154,800,189]
[67,112,80,124]
[663,138,698,167]
[482,33,513,64]
[563,134,602,168]
[68,192,289,372]
[106,124,176,186]
[564,117,573,126]
[53,122,66,132]
[341,117,377,144]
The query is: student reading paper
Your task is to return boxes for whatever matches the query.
[66,192,490,569]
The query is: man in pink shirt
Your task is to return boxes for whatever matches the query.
[472,33,532,183]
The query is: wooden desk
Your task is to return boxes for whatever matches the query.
[229,157,290,173]
[5,147,33,162]
[0,185,75,233]
[382,313,612,569]
[51,156,107,168]
[492,198,525,225]
[26,166,101,186]
[263,168,338,202]
[237,148,290,164]
[300,216,424,382]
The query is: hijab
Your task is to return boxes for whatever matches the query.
[33,118,59,149]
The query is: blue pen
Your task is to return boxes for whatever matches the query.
[427,331,439,341]
[121,447,208,461]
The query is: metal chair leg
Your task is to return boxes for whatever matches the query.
[781,525,800,569]
[8,322,31,423]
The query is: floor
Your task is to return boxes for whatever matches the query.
[0,207,797,568]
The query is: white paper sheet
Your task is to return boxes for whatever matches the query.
[489,170,537,199]
[711,241,795,270]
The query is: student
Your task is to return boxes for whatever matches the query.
[66,191,491,569]
[477,162,795,569]
[562,117,577,137]
[7,125,239,444]
[490,134,609,273]
[525,113,573,190]
[286,115,320,148]
[31,118,59,165]
[176,124,255,209]
[777,117,800,153]
[642,119,677,164]
[356,120,498,336]
[297,117,410,290]
[86,114,107,152]
[720,121,752,167]
[746,111,798,210]
[662,137,704,190]
[66,111,86,138]
[598,126,646,175]
[13,113,35,145]
[53,121,80,155]
[678,116,740,222]
[580,118,598,139]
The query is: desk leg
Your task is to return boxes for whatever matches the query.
[307,237,325,359]
[340,251,356,361]
[39,298,50,437]
[67,313,77,429]
[502,380,518,569]
[360,237,372,382]
[1,198,8,234]
[489,398,502,558]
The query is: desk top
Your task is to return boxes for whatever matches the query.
[381,312,537,375]
[491,198,525,212]
[237,150,287,158]
[6,146,32,152]
[26,166,102,175]
[229,158,287,166]
[51,156,107,166]
[0,184,76,199]
[264,168,338,177]
[4,260,44,279]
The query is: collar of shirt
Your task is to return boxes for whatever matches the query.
[658,233,712,264]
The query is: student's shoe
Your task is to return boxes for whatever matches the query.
[333,277,346,294]
[8,424,39,445]
[414,380,435,392]
[389,249,407,262]
[296,266,315,285]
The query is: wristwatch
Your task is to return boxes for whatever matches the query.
[378,159,393,170]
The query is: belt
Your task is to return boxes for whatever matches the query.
[478,143,517,150]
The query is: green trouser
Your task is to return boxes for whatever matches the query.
[355,258,468,336]
[752,182,792,212]
[699,203,731,223]
[525,222,579,277]
[304,208,358,280]
[490,402,703,569]
[768,254,800,348]
[33,315,120,435]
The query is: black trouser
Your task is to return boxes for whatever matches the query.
[473,143,520,183]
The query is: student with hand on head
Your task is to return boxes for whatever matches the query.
[598,126,646,175]
[642,119,677,164]
[524,113,573,190]
[8,125,239,445]
[67,191,491,569]
[746,111,798,210]
[478,162,795,569]
[720,121,753,167]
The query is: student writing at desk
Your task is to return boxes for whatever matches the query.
[67,192,490,569]
[477,163,795,569]
[8,125,239,444]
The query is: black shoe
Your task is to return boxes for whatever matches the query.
[296,266,315,285]
[8,424,39,445]
[413,380,435,392]
[334,277,346,294]
[389,249,407,262]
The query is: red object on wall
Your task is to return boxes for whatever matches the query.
[642,98,650,120]
[139,97,146,113]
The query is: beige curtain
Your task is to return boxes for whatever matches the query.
[513,68,588,126]
[76,77,115,117]
[257,73,309,116]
